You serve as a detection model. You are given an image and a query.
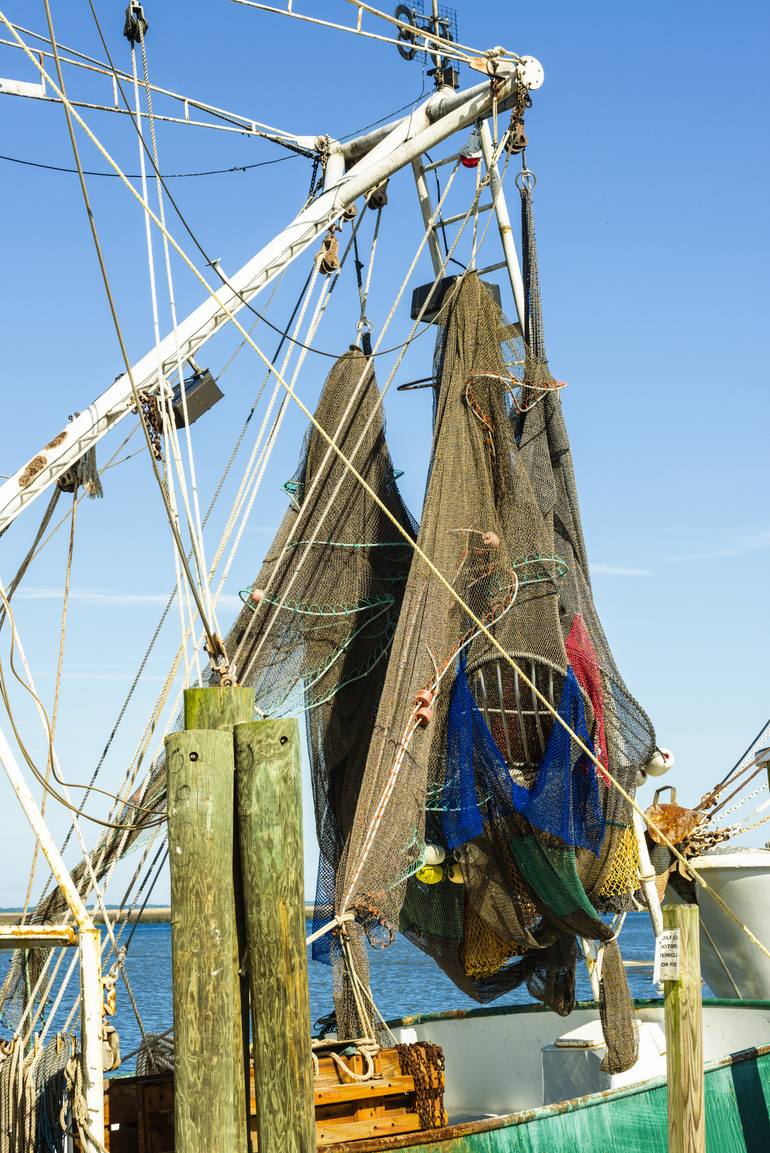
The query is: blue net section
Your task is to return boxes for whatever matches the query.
[442,655,604,854]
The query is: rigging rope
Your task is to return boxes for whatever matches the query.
[17,495,77,928]
[38,0,226,675]
[129,33,198,687]
[137,18,219,644]
[4,10,770,1016]
[234,159,466,676]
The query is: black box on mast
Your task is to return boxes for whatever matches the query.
[410,275,501,324]
[171,369,224,429]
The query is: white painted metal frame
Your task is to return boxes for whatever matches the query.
[409,122,526,326]
[0,725,104,1148]
[0,69,540,536]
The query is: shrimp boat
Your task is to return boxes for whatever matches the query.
[1,4,769,1153]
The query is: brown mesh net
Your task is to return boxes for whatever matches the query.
[328,272,655,1073]
[230,347,417,965]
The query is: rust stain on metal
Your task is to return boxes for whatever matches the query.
[18,454,47,488]
[0,923,77,949]
[45,431,67,449]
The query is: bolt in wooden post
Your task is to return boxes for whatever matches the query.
[235,718,315,1153]
[663,903,705,1153]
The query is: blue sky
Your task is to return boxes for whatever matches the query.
[0,0,768,907]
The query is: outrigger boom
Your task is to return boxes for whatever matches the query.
[0,61,542,538]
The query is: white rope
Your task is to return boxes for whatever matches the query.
[16,264,332,1046]
[305,911,355,947]
[130,40,197,685]
[235,159,465,677]
[138,25,219,642]
[10,19,770,1017]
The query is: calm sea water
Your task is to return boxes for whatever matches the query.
[0,912,673,1070]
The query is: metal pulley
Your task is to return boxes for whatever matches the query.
[505,118,528,155]
[123,2,148,44]
[460,124,482,168]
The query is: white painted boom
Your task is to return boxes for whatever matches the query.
[0,68,539,536]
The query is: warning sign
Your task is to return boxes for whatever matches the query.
[653,928,681,983]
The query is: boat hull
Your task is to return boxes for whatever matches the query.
[683,850,770,1000]
[327,1000,770,1152]
[329,1040,770,1152]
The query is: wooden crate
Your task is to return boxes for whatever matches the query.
[96,1043,445,1150]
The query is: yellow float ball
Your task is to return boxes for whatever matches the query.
[415,864,444,885]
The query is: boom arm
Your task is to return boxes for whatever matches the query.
[0,66,540,536]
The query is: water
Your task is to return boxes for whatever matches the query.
[1,912,664,1069]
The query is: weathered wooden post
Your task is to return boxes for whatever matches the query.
[166,685,253,1153]
[234,717,315,1153]
[662,903,705,1153]
[185,678,255,1148]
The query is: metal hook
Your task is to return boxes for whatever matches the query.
[515,169,537,193]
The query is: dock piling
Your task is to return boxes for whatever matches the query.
[166,686,253,1153]
[235,717,315,1153]
[663,902,705,1153]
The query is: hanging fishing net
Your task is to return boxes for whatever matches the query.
[0,347,417,1039]
[331,271,655,1072]
[229,346,417,962]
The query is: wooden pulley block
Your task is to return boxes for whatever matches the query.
[505,119,528,154]
[319,232,340,275]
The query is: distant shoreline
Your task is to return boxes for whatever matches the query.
[1,905,317,925]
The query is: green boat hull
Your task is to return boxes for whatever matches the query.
[330,1001,770,1153]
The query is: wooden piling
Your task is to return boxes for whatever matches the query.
[165,728,247,1153]
[183,683,255,1150]
[184,683,254,732]
[663,903,705,1153]
[234,718,315,1153]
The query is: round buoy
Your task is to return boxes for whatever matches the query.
[415,864,444,885]
[420,843,446,867]
[446,862,464,884]
[645,747,675,777]
[249,588,265,605]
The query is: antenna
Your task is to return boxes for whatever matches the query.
[394,2,460,89]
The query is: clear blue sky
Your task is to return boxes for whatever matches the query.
[0,1,768,907]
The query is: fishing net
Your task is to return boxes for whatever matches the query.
[332,269,655,1072]
[0,347,416,1039]
[229,346,417,963]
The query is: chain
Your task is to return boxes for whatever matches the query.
[134,390,163,460]
[395,1041,447,1129]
